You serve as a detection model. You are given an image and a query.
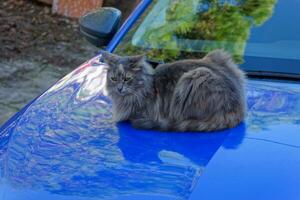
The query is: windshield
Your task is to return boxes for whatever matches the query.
[115,0,300,76]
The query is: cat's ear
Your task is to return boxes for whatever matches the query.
[130,54,146,63]
[100,50,120,66]
[134,54,154,74]
[129,54,146,71]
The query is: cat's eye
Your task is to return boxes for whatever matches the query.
[110,76,117,82]
[124,76,132,82]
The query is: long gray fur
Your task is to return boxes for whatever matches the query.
[102,50,246,132]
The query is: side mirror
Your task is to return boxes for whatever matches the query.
[79,7,122,47]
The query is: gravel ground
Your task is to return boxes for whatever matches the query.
[0,0,99,125]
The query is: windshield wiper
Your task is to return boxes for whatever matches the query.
[242,55,300,81]
[246,71,300,81]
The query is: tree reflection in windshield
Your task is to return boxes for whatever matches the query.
[115,0,277,63]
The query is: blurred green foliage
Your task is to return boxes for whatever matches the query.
[115,0,277,63]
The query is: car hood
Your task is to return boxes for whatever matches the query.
[1,55,300,200]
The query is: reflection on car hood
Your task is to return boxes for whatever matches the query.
[1,55,300,200]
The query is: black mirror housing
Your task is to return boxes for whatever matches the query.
[79,7,122,47]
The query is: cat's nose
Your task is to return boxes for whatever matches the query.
[117,84,123,93]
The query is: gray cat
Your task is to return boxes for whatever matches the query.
[102,50,246,132]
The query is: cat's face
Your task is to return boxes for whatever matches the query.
[102,51,153,97]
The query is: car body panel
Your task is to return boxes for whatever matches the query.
[1,55,300,200]
[1,0,300,199]
[0,57,238,200]
[189,81,300,200]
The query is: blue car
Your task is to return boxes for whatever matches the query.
[1,0,300,200]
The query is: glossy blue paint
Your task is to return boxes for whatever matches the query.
[188,80,300,200]
[0,57,242,200]
[1,0,300,199]
[1,55,300,200]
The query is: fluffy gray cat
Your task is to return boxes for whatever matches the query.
[102,50,246,132]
